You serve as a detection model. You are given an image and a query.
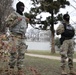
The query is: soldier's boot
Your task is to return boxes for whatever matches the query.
[17,70,25,75]
[8,68,15,75]
[69,68,76,75]
[61,67,67,75]
[4,69,9,75]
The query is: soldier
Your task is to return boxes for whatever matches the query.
[56,13,76,75]
[5,1,29,75]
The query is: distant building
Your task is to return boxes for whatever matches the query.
[26,29,51,42]
[39,30,51,42]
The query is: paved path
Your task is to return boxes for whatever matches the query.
[25,53,76,62]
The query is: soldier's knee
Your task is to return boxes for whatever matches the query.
[61,54,67,59]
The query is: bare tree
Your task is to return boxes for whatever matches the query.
[0,0,13,32]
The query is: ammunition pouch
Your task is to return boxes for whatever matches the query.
[60,36,72,45]
[60,37,65,45]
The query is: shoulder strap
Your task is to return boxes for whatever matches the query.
[62,23,66,30]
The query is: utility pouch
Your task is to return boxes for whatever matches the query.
[60,37,65,45]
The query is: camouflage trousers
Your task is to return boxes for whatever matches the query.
[9,35,27,70]
[60,39,74,68]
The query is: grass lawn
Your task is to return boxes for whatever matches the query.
[27,50,60,56]
[0,55,76,75]
[27,50,76,58]
[24,55,76,75]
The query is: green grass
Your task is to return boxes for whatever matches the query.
[24,55,60,75]
[27,50,76,58]
[74,52,76,58]
[27,50,52,55]
[0,55,76,75]
[24,55,76,75]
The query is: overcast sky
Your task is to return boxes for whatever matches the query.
[12,0,76,30]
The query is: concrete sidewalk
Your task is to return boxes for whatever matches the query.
[25,53,76,62]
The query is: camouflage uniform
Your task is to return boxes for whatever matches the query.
[56,23,74,69]
[6,11,28,70]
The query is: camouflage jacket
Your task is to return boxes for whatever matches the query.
[6,11,28,35]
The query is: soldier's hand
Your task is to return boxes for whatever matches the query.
[18,17,22,21]
[25,18,29,23]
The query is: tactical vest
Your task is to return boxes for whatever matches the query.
[10,11,28,35]
[61,23,75,39]
[60,23,75,45]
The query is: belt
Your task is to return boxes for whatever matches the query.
[11,33,25,39]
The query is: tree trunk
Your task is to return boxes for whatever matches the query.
[50,7,55,54]
[51,30,55,54]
